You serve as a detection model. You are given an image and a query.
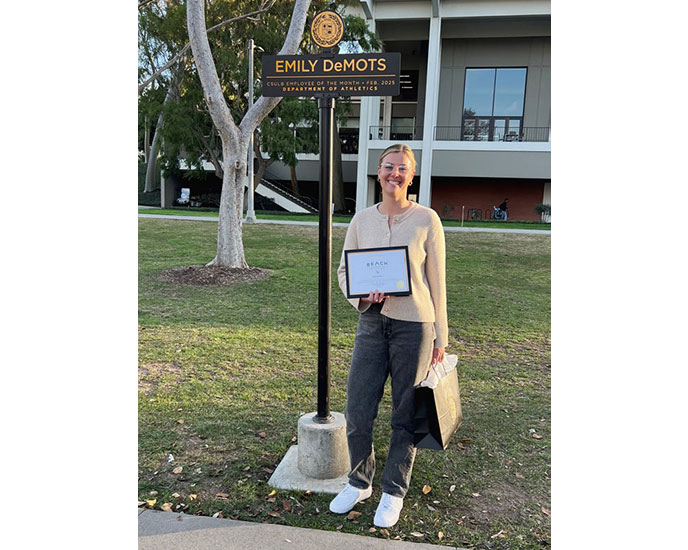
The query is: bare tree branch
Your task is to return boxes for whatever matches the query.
[139,0,277,95]
[239,0,309,137]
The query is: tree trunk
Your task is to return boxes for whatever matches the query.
[144,116,150,161]
[253,138,271,190]
[144,72,180,192]
[332,121,346,212]
[187,0,311,267]
[289,165,299,195]
[208,148,248,267]
[144,118,162,192]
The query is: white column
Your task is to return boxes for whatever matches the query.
[382,96,392,140]
[418,15,442,208]
[355,97,372,212]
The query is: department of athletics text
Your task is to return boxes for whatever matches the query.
[277,84,380,93]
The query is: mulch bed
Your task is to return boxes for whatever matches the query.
[157,265,270,286]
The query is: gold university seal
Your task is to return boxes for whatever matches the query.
[447,396,457,423]
[310,10,344,49]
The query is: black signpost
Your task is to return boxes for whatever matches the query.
[261,11,401,425]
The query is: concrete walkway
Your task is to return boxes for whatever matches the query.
[139,509,462,550]
[138,213,551,235]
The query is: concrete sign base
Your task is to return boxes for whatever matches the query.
[268,411,350,494]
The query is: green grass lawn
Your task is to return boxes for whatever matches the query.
[138,219,551,549]
[138,208,551,231]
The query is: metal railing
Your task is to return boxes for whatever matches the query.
[368,126,424,141]
[258,178,318,213]
[288,129,359,155]
[435,126,550,142]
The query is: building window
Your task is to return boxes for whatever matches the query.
[462,68,527,141]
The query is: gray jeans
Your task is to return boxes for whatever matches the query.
[345,303,435,497]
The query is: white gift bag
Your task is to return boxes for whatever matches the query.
[418,354,458,389]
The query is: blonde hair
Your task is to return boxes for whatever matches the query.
[378,144,417,172]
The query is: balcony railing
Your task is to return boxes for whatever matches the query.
[369,126,424,141]
[368,125,549,142]
[435,126,550,142]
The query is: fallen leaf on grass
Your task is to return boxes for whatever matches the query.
[268,490,277,497]
[189,494,197,500]
[177,419,184,424]
[422,485,432,494]
[471,493,481,498]
[171,492,181,498]
[427,505,436,511]
[282,501,292,511]
[515,472,525,479]
[380,529,390,536]
[369,527,376,532]
[490,530,507,539]
[172,467,183,475]
[268,511,281,518]
[410,531,424,537]
[542,507,551,516]
[460,439,472,445]
[161,503,173,512]
[146,499,157,507]
[216,493,229,499]
[438,532,444,541]
[149,491,159,496]
[449,485,456,493]
[291,436,297,442]
[138,501,146,507]
[532,433,543,439]
[346,510,362,520]
[212,512,224,518]
[257,431,267,438]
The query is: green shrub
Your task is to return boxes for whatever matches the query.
[535,203,551,216]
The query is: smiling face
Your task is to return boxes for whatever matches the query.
[377,151,415,198]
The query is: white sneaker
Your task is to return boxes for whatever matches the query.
[373,493,404,528]
[329,484,372,514]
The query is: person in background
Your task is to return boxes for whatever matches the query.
[329,144,448,528]
[498,198,509,221]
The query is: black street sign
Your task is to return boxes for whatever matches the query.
[261,52,401,97]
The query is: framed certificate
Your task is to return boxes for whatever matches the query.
[344,246,412,298]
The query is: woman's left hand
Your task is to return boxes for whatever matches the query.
[432,347,445,365]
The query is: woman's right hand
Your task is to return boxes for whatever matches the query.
[360,290,386,304]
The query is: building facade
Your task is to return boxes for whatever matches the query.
[253,0,552,221]
[351,0,551,221]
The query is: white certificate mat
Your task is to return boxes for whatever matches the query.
[344,246,412,298]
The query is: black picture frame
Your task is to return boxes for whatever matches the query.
[344,246,412,299]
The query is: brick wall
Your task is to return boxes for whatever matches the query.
[430,178,547,222]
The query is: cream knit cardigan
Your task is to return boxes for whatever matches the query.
[337,202,448,349]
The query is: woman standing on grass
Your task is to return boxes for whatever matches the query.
[330,144,448,528]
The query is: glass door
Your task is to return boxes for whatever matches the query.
[505,119,521,141]
[493,119,506,141]
[476,119,490,141]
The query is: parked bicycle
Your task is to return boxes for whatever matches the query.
[485,206,507,221]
